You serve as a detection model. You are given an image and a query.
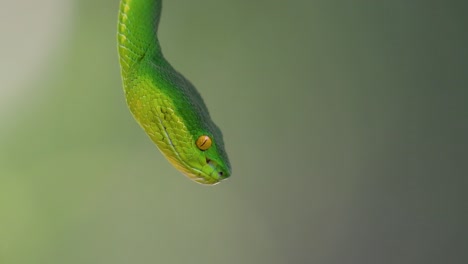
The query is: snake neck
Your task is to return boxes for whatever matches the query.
[118,0,163,75]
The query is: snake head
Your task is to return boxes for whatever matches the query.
[124,56,231,185]
[126,82,231,185]
[193,132,231,184]
[161,127,232,185]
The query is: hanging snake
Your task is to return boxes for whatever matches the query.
[117,0,231,185]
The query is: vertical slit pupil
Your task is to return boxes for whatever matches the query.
[197,135,212,150]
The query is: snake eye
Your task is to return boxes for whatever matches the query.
[196,135,212,151]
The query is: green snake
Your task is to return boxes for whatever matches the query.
[117,0,231,185]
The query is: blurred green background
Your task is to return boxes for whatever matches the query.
[1,0,467,263]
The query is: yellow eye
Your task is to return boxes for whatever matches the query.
[196,135,212,151]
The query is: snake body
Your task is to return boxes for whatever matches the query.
[117,0,231,184]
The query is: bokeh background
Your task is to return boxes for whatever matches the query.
[1,0,467,263]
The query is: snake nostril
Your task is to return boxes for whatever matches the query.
[218,171,223,176]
